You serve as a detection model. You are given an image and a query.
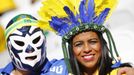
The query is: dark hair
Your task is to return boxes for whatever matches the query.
[67,30,131,75]
[97,31,113,75]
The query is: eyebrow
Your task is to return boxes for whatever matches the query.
[73,37,99,44]
[89,38,98,40]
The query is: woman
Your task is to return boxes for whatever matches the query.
[69,30,113,75]
[0,14,52,75]
[38,0,132,75]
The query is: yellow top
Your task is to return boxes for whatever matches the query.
[95,68,120,75]
[108,68,125,75]
[68,68,125,75]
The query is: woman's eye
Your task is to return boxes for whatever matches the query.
[14,40,24,46]
[90,41,97,44]
[74,43,82,47]
[32,36,40,44]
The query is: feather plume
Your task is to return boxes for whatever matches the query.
[38,0,118,35]
[38,0,81,32]
[94,0,118,19]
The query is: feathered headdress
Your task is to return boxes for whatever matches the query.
[38,0,120,74]
[38,0,117,35]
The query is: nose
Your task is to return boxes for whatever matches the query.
[25,45,35,53]
[83,43,92,53]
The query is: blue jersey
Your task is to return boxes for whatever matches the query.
[47,59,68,75]
[0,58,68,75]
[0,59,68,75]
[0,58,51,75]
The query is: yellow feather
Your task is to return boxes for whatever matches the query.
[37,20,54,32]
[95,0,118,19]
[42,0,67,17]
[67,0,81,15]
[38,0,81,32]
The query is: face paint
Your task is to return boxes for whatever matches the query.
[7,26,46,71]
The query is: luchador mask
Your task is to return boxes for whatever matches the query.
[6,14,46,71]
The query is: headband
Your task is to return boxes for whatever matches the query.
[5,18,38,40]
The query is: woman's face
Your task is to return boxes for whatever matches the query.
[72,31,101,69]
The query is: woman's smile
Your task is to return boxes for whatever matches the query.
[82,54,95,61]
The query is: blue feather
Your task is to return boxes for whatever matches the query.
[49,21,59,32]
[49,0,110,36]
[51,17,62,25]
[87,0,95,23]
[79,0,88,23]
[94,8,110,25]
[64,6,78,25]
[60,17,70,23]
[59,23,70,36]
[50,17,70,36]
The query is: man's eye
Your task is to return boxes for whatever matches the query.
[14,40,24,46]
[33,36,40,44]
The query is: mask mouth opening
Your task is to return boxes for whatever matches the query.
[25,55,37,60]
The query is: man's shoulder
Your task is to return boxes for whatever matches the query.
[50,58,67,70]
[47,58,68,75]
[0,68,4,73]
[50,58,65,65]
[0,62,14,74]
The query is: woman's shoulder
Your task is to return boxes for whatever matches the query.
[109,68,119,75]
[108,62,131,75]
[108,68,125,75]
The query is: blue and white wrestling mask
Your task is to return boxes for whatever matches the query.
[5,14,46,71]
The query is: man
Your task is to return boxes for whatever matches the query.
[0,14,51,75]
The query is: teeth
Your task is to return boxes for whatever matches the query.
[83,55,93,59]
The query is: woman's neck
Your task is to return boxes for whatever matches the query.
[80,66,98,75]
[82,69,98,75]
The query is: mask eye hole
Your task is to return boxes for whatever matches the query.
[33,36,40,44]
[14,40,24,46]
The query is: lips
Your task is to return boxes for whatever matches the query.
[25,55,37,60]
[82,54,95,61]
